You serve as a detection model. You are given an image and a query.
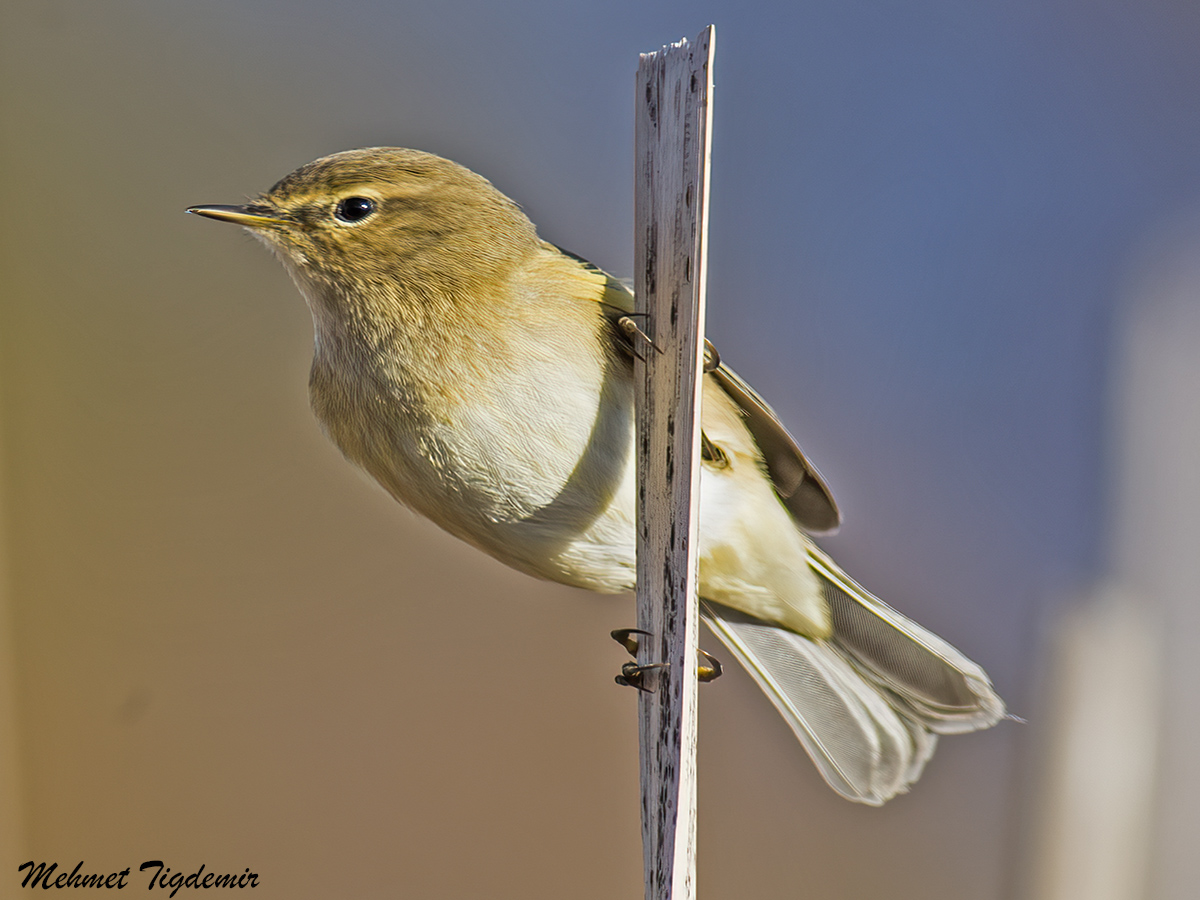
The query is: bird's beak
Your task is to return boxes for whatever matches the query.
[186,205,288,228]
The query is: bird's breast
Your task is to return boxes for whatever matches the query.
[308,312,640,591]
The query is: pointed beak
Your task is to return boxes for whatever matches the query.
[186,205,289,228]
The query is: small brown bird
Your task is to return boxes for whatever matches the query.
[189,148,1004,804]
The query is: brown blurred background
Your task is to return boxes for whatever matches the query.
[3,2,1200,898]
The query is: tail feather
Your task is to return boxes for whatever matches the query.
[703,604,936,804]
[701,546,1004,805]
[806,543,1005,735]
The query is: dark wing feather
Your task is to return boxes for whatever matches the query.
[559,243,841,535]
[709,364,841,534]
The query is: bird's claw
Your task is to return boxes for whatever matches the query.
[611,627,652,657]
[616,315,663,362]
[615,316,720,374]
[697,648,723,683]
[615,661,667,693]
[610,628,723,688]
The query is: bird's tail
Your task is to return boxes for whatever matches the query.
[701,543,1005,805]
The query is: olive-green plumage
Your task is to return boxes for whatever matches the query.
[189,148,1004,804]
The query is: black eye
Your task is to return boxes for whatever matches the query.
[335,196,375,223]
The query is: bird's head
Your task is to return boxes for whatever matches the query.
[188,148,540,302]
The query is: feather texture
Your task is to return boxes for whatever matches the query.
[701,543,1003,804]
[191,147,1007,805]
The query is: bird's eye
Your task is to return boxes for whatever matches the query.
[334,196,375,223]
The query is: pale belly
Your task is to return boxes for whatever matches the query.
[312,347,826,636]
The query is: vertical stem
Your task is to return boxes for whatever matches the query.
[632,25,715,900]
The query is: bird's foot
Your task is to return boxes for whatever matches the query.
[697,649,723,683]
[614,316,720,373]
[616,315,662,362]
[610,628,723,689]
[610,627,651,656]
[615,661,667,692]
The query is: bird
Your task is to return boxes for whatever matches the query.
[188,147,1005,805]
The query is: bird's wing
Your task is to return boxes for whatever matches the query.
[551,245,635,315]
[707,364,840,534]
[555,245,842,535]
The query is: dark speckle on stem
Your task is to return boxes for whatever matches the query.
[644,224,658,295]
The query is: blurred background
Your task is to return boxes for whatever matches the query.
[2,1,1198,898]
